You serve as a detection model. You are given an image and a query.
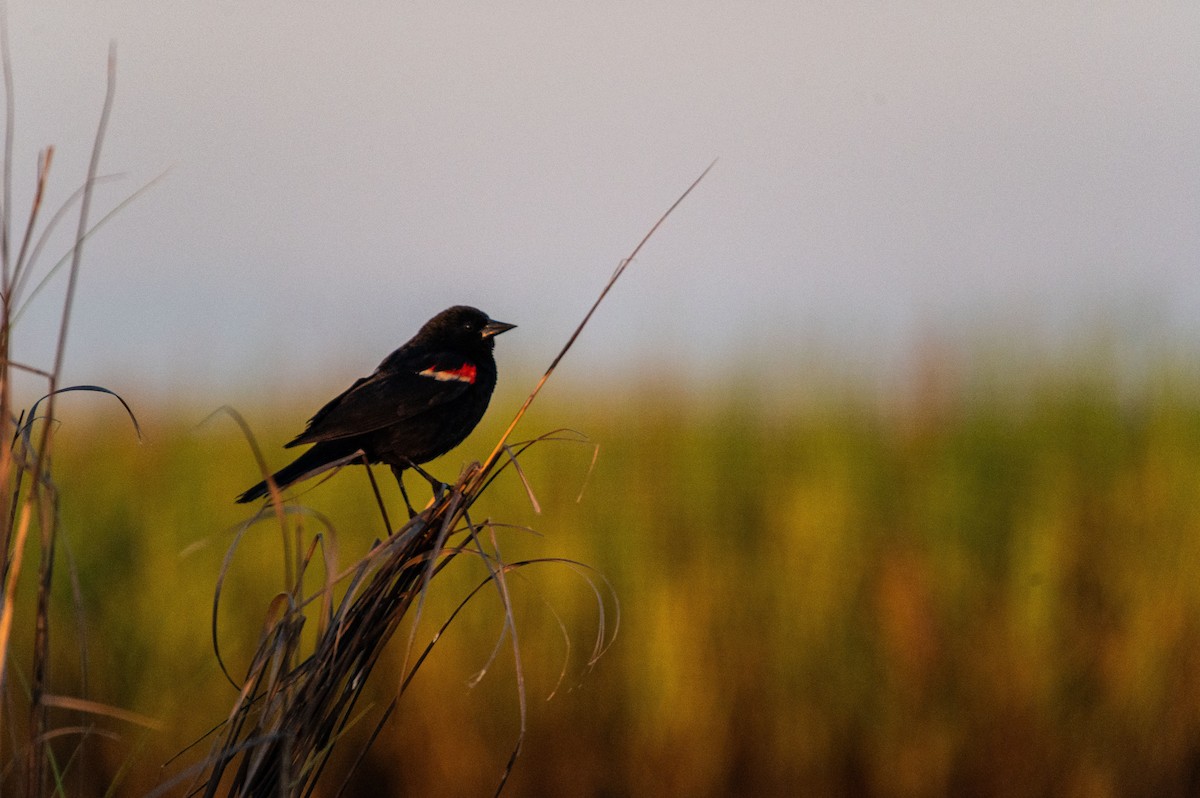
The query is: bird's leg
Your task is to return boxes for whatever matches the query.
[390,465,417,518]
[404,459,447,503]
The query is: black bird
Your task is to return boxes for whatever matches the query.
[236,305,515,510]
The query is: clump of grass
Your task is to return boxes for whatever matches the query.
[0,36,156,798]
[180,165,713,796]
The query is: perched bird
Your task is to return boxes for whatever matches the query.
[236,305,515,510]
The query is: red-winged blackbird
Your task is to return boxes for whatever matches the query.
[236,305,515,508]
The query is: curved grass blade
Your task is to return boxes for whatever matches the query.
[17,384,142,445]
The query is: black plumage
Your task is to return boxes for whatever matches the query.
[236,305,515,506]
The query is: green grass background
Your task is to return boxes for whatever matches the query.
[13,348,1200,796]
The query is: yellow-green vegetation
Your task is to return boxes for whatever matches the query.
[19,361,1200,796]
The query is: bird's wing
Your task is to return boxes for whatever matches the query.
[285,355,477,446]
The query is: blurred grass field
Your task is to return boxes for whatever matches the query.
[15,351,1200,796]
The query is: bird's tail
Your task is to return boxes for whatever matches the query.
[235,442,365,504]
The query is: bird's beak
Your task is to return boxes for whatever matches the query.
[482,319,517,338]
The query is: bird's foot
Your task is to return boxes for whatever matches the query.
[431,480,448,502]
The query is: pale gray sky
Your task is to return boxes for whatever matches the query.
[3,2,1199,396]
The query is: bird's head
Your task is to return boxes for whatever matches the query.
[420,305,516,351]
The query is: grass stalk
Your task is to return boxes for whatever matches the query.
[0,33,145,797]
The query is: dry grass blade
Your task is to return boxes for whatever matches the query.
[38,695,163,732]
[472,159,716,492]
[17,386,142,444]
[209,405,295,589]
[47,41,114,387]
[502,443,541,513]
[194,164,711,796]
[11,146,52,289]
[0,0,13,280]
[0,503,32,688]
[12,169,166,322]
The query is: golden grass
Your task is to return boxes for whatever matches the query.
[21,357,1200,797]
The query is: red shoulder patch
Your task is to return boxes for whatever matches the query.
[419,363,477,384]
